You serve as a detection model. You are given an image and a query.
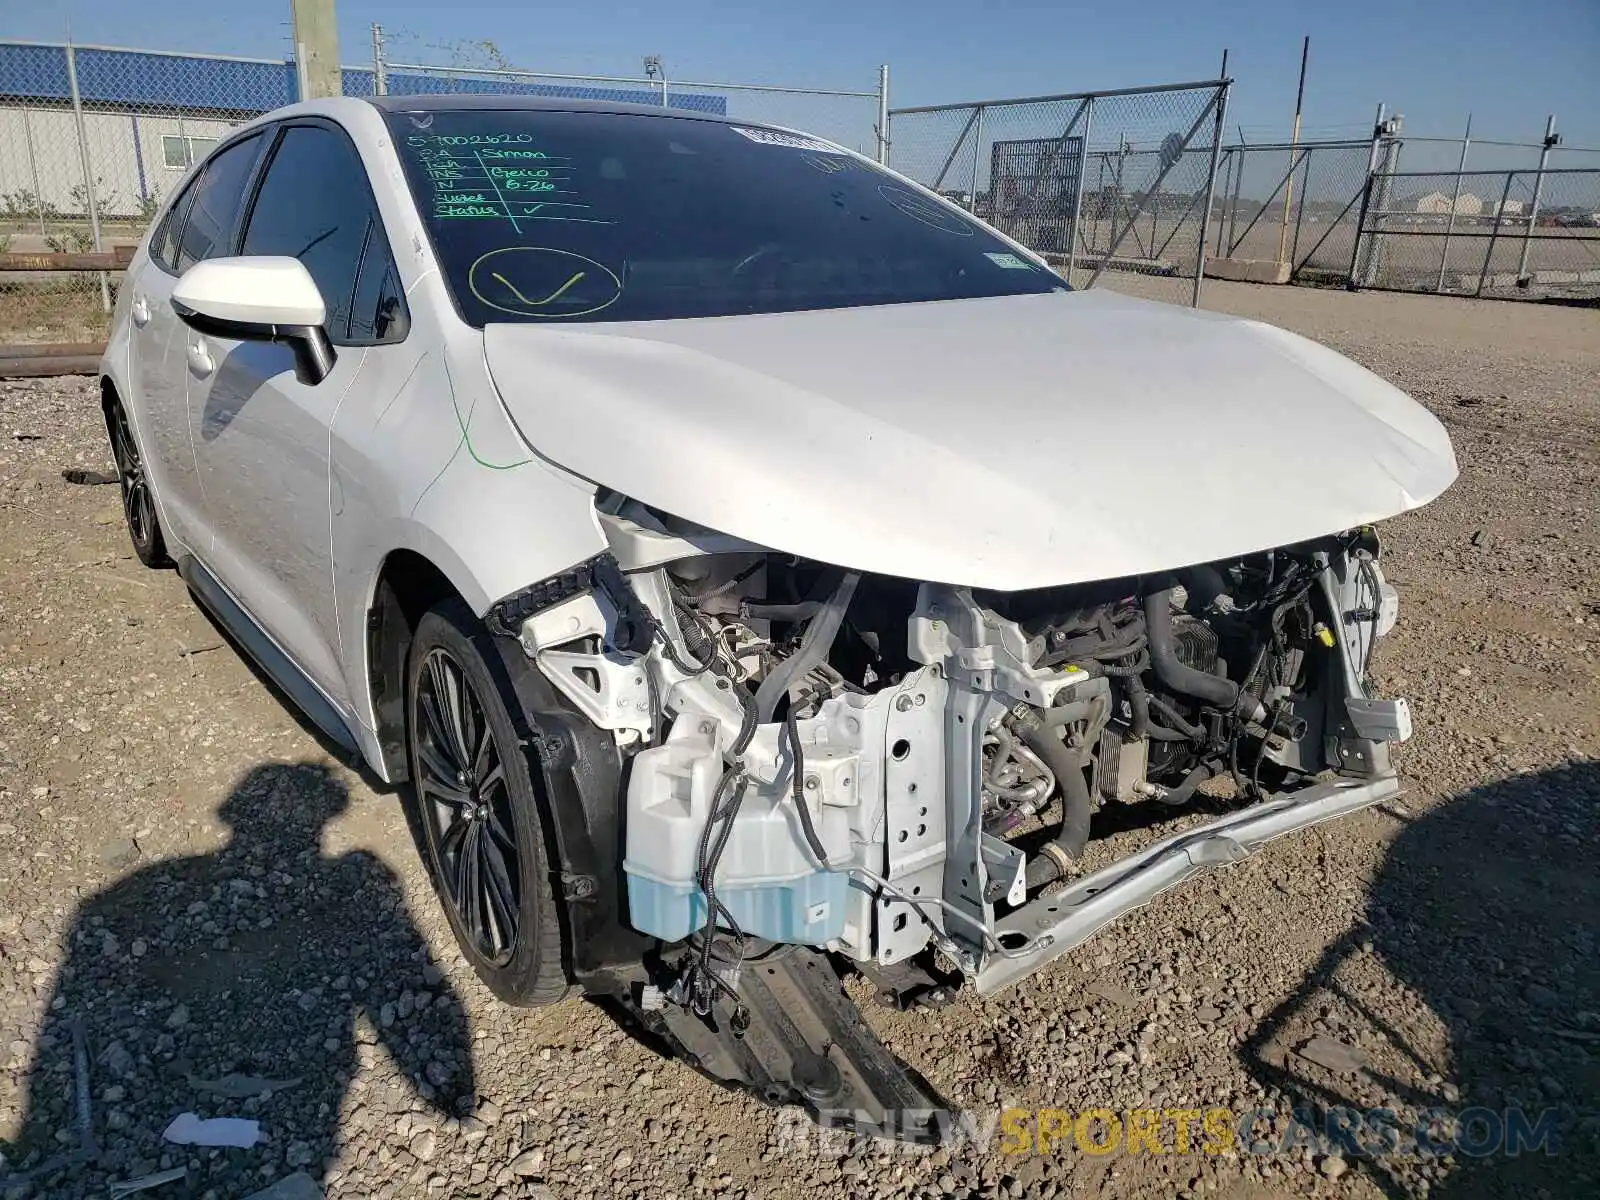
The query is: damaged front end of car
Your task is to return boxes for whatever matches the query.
[483,491,1415,1139]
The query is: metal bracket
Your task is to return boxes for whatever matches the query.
[1345,696,1412,743]
[980,834,1026,906]
[518,591,652,737]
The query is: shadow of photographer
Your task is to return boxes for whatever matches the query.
[2,761,475,1197]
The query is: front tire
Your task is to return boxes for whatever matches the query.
[407,599,570,1006]
[104,394,169,568]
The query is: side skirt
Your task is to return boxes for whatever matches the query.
[176,554,361,756]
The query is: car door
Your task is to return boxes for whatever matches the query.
[187,119,404,709]
[128,133,267,553]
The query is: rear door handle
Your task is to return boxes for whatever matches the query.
[187,337,214,378]
[130,294,151,327]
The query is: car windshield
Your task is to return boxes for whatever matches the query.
[384,107,1064,325]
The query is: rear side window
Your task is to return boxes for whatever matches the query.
[348,236,409,344]
[241,125,383,343]
[174,133,265,272]
[149,177,199,272]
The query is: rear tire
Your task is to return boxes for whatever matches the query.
[104,394,170,568]
[407,598,570,1006]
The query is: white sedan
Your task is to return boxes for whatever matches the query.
[101,94,1456,1138]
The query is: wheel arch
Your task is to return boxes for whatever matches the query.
[361,543,647,984]
[365,546,469,781]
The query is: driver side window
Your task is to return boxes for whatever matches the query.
[240,124,407,346]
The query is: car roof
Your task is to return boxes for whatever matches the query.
[365,94,741,124]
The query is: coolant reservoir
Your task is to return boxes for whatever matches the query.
[623,721,850,945]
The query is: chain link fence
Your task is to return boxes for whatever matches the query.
[0,40,297,343]
[1208,139,1386,283]
[5,33,1593,346]
[1357,168,1600,299]
[373,54,889,164]
[887,80,1230,306]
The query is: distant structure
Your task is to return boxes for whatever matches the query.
[0,40,724,220]
[1413,191,1526,218]
[1415,191,1482,216]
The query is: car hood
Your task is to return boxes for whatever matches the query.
[482,289,1457,590]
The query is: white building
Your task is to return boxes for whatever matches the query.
[1415,191,1484,216]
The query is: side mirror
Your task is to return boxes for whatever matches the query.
[172,257,336,385]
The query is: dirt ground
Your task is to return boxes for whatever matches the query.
[0,281,1596,1200]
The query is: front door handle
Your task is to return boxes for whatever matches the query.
[187,338,214,378]
[130,294,151,327]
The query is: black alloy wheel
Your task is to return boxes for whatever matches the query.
[406,599,569,1005]
[414,645,521,965]
[105,398,169,567]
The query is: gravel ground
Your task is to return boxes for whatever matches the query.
[1,282,1597,1200]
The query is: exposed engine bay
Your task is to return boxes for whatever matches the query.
[502,492,1410,1036]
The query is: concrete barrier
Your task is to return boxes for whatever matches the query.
[1203,257,1292,284]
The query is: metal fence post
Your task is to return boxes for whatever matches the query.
[876,64,890,165]
[1373,132,1402,283]
[1350,103,1386,288]
[1194,79,1229,306]
[65,40,110,313]
[1222,140,1248,254]
[1435,114,1471,292]
[371,24,388,96]
[1516,114,1557,281]
[1064,95,1093,287]
[966,105,985,211]
[1213,146,1233,257]
[1477,170,1518,296]
[20,106,47,236]
[1289,149,1312,269]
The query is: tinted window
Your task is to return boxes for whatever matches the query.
[348,235,409,344]
[384,109,1063,326]
[242,125,378,343]
[150,175,200,272]
[175,134,264,271]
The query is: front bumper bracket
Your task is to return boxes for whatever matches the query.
[974,773,1402,994]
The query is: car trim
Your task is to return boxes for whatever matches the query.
[973,772,1403,994]
[176,553,361,755]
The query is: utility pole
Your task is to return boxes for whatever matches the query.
[1278,35,1309,265]
[291,0,342,101]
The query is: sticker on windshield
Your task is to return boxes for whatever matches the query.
[730,126,841,152]
[985,252,1034,269]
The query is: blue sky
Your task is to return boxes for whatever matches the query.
[18,0,1600,147]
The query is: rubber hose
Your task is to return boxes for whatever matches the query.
[1039,698,1098,729]
[1148,694,1206,739]
[753,572,860,722]
[1152,760,1216,806]
[1126,681,1152,738]
[1177,564,1229,612]
[1017,723,1093,870]
[1144,587,1263,721]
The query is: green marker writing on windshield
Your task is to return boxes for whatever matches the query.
[492,270,587,307]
